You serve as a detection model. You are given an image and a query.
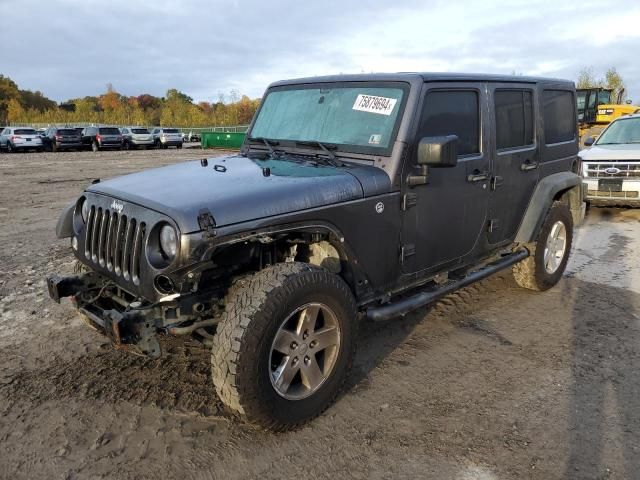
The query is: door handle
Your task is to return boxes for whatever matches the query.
[467,170,489,182]
[521,160,539,171]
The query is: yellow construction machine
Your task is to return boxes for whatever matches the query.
[577,87,639,146]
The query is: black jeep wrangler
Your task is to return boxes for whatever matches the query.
[47,73,584,430]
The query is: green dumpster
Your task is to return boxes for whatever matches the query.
[201,132,246,149]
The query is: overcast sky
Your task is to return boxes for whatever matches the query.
[2,0,640,103]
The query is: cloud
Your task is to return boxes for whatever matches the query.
[1,0,639,102]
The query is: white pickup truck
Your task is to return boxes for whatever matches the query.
[580,114,640,207]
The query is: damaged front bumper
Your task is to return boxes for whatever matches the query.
[46,272,220,357]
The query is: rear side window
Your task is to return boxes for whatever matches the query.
[99,127,121,135]
[495,90,534,149]
[543,90,575,144]
[419,90,480,155]
[14,129,37,135]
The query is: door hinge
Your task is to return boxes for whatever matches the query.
[488,219,500,232]
[401,244,416,261]
[401,193,418,211]
[491,175,503,191]
[197,209,217,239]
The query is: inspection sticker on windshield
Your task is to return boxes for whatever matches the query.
[353,94,397,116]
[368,134,382,144]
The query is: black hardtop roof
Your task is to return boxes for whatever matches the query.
[270,72,574,88]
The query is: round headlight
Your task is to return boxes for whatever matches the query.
[80,199,90,223]
[159,224,177,259]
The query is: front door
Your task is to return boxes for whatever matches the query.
[487,85,539,245]
[401,84,490,274]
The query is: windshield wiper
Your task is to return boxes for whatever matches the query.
[295,140,343,166]
[247,136,280,156]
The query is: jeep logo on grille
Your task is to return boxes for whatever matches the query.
[110,200,124,213]
[605,167,621,175]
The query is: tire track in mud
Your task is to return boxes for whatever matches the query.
[1,339,225,417]
[2,273,514,422]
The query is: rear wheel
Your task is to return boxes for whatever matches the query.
[91,141,99,152]
[177,143,182,149]
[513,202,573,291]
[211,262,356,431]
[7,142,14,153]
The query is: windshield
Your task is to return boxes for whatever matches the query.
[250,84,407,153]
[99,127,121,135]
[597,90,612,106]
[14,129,37,135]
[132,128,149,134]
[596,117,640,145]
[58,129,77,135]
[164,128,179,133]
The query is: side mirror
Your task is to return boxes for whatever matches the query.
[584,136,596,147]
[417,135,458,167]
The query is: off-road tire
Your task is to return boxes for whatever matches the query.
[211,262,357,431]
[513,201,573,291]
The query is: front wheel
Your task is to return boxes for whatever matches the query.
[211,262,357,431]
[513,201,573,291]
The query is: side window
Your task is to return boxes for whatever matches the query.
[419,90,480,156]
[543,90,575,144]
[495,90,534,150]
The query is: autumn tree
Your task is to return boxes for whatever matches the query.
[7,98,24,123]
[577,66,627,102]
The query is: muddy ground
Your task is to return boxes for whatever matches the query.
[0,149,639,480]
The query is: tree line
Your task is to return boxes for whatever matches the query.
[0,75,260,127]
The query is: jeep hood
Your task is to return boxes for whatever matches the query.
[86,154,391,232]
[579,144,640,161]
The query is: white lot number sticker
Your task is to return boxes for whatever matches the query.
[353,94,397,116]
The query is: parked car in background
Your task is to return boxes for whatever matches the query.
[120,127,154,150]
[0,127,44,152]
[580,113,640,207]
[152,127,183,149]
[42,127,83,151]
[182,130,201,143]
[81,126,123,152]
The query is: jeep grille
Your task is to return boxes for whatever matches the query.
[585,162,640,178]
[84,205,146,285]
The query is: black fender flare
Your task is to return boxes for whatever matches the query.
[515,171,584,243]
[56,201,75,239]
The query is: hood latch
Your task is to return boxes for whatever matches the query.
[197,209,217,239]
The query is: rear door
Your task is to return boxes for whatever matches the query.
[487,84,539,245]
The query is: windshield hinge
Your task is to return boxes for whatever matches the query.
[401,193,418,211]
[197,209,217,239]
[401,244,416,262]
